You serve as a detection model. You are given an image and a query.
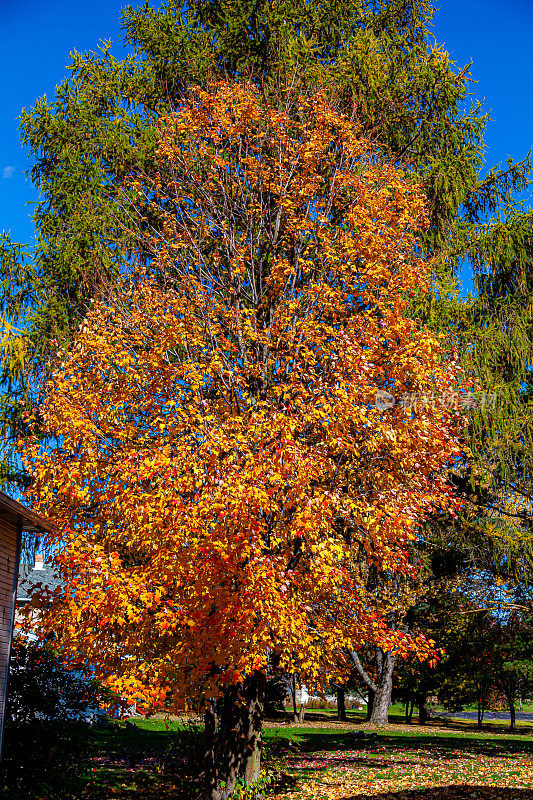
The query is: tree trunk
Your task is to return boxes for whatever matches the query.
[408,694,415,724]
[207,671,266,799]
[369,650,395,725]
[337,687,347,721]
[509,699,516,731]
[243,670,266,785]
[291,674,298,722]
[366,688,375,720]
[477,697,484,729]
[216,685,240,799]
[205,702,221,800]
[349,649,384,723]
[418,689,429,725]
[405,687,412,724]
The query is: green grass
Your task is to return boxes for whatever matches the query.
[83,719,204,798]
[291,700,533,719]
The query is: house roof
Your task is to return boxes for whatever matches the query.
[17,564,62,604]
[0,490,53,533]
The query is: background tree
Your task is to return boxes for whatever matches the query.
[493,610,533,731]
[404,594,498,728]
[23,84,463,798]
[393,566,533,731]
[356,485,533,726]
[348,570,423,723]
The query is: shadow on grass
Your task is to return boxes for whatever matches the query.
[377,731,533,757]
[84,723,205,799]
[85,720,533,799]
[265,727,533,759]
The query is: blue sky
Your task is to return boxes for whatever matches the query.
[1,0,532,288]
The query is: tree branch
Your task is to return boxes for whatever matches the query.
[349,650,377,694]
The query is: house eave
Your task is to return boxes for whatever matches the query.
[0,491,54,533]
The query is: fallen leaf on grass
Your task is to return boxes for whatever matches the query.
[273,743,533,799]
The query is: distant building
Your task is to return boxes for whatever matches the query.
[0,491,52,755]
[16,553,62,629]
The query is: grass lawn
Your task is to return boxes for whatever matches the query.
[80,712,533,799]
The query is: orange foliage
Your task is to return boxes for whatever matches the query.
[22,83,464,711]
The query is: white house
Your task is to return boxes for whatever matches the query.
[0,491,52,755]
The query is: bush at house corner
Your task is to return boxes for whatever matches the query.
[0,638,110,800]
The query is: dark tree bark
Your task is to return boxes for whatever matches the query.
[477,697,484,729]
[366,689,375,721]
[408,694,415,724]
[418,690,429,725]
[207,671,266,800]
[243,670,266,784]
[219,684,235,744]
[289,674,306,722]
[509,699,516,731]
[205,702,220,800]
[291,674,298,722]
[337,687,347,721]
[349,650,377,720]
[405,687,412,724]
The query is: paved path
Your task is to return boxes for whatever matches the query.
[438,710,533,721]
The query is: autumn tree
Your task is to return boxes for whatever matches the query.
[22,84,463,798]
[4,6,532,690]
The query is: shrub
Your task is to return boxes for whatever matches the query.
[295,698,337,710]
[5,636,107,723]
[0,637,108,799]
[0,719,91,800]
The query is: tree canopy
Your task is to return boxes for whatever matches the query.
[22,84,464,794]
